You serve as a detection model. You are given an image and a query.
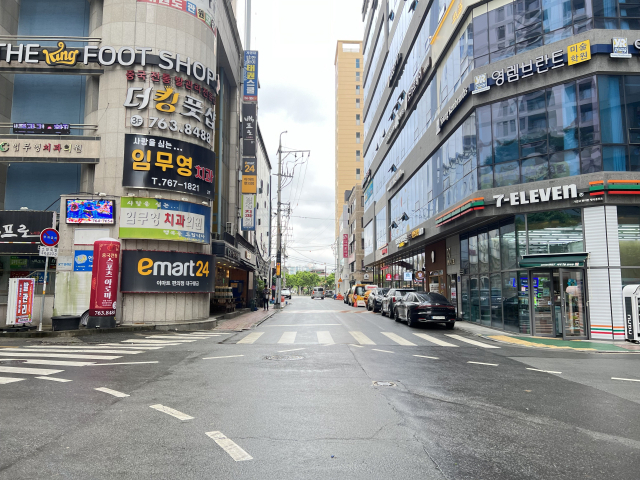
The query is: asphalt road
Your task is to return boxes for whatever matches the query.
[1,296,640,479]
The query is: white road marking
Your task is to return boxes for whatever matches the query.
[205,431,253,462]
[0,366,63,375]
[412,333,458,347]
[316,331,334,345]
[611,377,640,382]
[149,404,193,420]
[36,376,72,382]
[18,348,143,355]
[349,344,364,348]
[98,344,164,349]
[381,332,417,346]
[0,376,25,384]
[277,348,305,353]
[237,332,264,344]
[121,340,187,345]
[89,361,160,366]
[277,332,297,344]
[142,337,196,342]
[0,352,120,360]
[527,367,562,374]
[414,355,439,360]
[468,361,499,366]
[444,334,500,349]
[95,387,130,398]
[349,331,376,345]
[266,324,340,327]
[21,359,97,367]
[372,349,394,353]
[202,355,244,360]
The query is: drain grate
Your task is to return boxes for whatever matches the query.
[264,355,304,361]
[372,381,396,387]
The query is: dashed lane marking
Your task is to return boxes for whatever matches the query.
[237,332,264,344]
[36,376,72,382]
[467,361,499,366]
[95,387,130,398]
[349,331,376,345]
[412,333,458,347]
[89,361,160,366]
[611,377,640,382]
[21,359,97,367]
[202,355,244,360]
[527,367,562,374]
[0,352,121,360]
[444,334,500,348]
[381,332,417,346]
[317,331,335,345]
[277,348,305,353]
[0,376,25,384]
[0,366,64,375]
[149,404,194,420]
[372,349,394,354]
[205,431,253,462]
[414,355,439,360]
[277,332,297,344]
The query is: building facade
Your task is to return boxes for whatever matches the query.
[347,184,366,287]
[361,0,640,340]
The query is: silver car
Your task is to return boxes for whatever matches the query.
[311,287,325,299]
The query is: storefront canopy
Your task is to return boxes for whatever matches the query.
[519,253,588,268]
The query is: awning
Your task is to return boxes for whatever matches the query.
[519,253,588,268]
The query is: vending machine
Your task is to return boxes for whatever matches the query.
[622,284,640,343]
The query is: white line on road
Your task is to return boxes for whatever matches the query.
[89,361,160,366]
[277,332,297,344]
[95,387,130,398]
[0,376,25,384]
[202,355,244,360]
[36,376,72,382]
[0,352,121,360]
[527,367,562,374]
[372,349,394,354]
[611,377,640,382]
[266,324,340,327]
[412,333,458,347]
[98,344,164,349]
[277,348,305,353]
[121,340,186,345]
[316,331,334,345]
[381,332,417,346]
[468,361,499,366]
[205,431,253,462]
[149,404,193,420]
[414,355,439,360]
[237,332,264,344]
[349,331,376,345]
[142,337,197,342]
[17,348,144,355]
[0,366,64,375]
[22,359,97,367]
[28,345,155,350]
[444,334,500,349]
[349,344,364,348]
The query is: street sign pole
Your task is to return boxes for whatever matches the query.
[38,259,48,332]
[38,222,59,331]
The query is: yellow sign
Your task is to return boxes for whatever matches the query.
[338,278,343,283]
[567,40,591,66]
[43,42,80,66]
[276,263,281,276]
[242,175,257,194]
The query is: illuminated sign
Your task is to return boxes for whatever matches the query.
[494,184,578,207]
[43,42,79,66]
[411,228,424,239]
[13,123,70,135]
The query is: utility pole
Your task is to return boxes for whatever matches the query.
[276,131,286,309]
[244,0,252,49]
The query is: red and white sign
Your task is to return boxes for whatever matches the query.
[6,278,35,325]
[381,245,388,256]
[89,239,121,317]
[343,234,348,258]
[385,273,392,281]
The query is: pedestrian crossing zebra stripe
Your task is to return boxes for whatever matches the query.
[349,331,376,345]
[0,376,25,384]
[16,348,144,355]
[236,332,264,344]
[0,352,122,360]
[0,366,64,375]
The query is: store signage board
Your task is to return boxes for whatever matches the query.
[385,273,392,281]
[242,157,257,194]
[0,137,100,163]
[494,184,578,207]
[243,50,258,102]
[13,123,70,135]
[6,278,36,325]
[57,255,73,271]
[343,234,349,258]
[242,104,257,156]
[73,250,94,272]
[120,197,211,244]
[40,228,59,247]
[122,134,215,199]
[136,0,217,34]
[241,194,256,231]
[611,38,631,58]
[404,272,412,281]
[89,239,120,317]
[39,246,58,257]
[121,250,214,293]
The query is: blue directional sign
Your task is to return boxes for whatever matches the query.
[40,228,60,247]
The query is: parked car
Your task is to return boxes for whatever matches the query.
[343,291,349,304]
[347,285,365,306]
[324,290,334,298]
[367,288,389,312]
[311,287,324,299]
[381,288,416,319]
[393,292,456,328]
[281,288,292,299]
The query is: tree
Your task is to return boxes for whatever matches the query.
[324,273,335,289]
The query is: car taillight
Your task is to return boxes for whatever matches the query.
[391,297,395,302]
[417,304,433,309]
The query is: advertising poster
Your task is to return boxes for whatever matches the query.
[74,250,94,272]
[243,51,258,102]
[66,199,114,224]
[122,134,215,199]
[242,103,257,156]
[120,250,214,293]
[136,0,217,34]
[89,239,121,317]
[6,278,35,325]
[242,157,257,194]
[343,234,348,258]
[0,211,54,255]
[241,194,256,231]
[120,197,211,244]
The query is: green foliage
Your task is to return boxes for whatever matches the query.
[324,273,335,288]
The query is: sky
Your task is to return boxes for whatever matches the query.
[234,0,364,272]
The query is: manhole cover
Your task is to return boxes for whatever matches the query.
[373,381,396,387]
[264,355,304,361]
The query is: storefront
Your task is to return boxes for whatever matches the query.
[212,240,256,311]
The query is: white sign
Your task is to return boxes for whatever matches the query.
[39,246,58,257]
[611,38,631,58]
[493,184,578,207]
[386,169,405,191]
[404,272,413,281]
[57,255,73,271]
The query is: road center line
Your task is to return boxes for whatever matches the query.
[277,348,305,353]
[527,367,562,374]
[36,376,72,382]
[372,349,394,354]
[95,387,130,397]
[205,431,253,461]
[612,377,640,382]
[467,361,499,366]
[149,404,194,420]
[202,355,245,360]
[414,355,439,360]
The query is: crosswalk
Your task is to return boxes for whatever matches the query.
[232,330,499,348]
[0,331,228,386]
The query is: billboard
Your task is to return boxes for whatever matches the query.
[89,239,121,317]
[119,197,211,244]
[242,103,257,156]
[343,234,348,258]
[242,157,257,194]
[66,199,115,224]
[241,194,255,231]
[6,278,35,325]
[120,250,214,293]
[243,50,258,102]
[122,134,215,199]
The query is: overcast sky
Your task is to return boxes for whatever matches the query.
[235,0,364,271]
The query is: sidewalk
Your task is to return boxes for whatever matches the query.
[213,307,277,331]
[455,320,640,353]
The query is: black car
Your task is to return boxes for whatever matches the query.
[393,292,456,329]
[381,288,416,319]
[367,288,389,312]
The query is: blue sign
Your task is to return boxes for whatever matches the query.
[243,50,258,102]
[73,250,94,272]
[40,228,59,247]
[33,272,51,284]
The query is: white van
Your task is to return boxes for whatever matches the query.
[311,287,324,299]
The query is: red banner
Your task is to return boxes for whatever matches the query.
[15,278,35,323]
[89,239,121,317]
[343,234,348,258]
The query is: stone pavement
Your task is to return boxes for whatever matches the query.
[213,307,277,331]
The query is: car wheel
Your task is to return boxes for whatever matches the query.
[389,307,395,320]
[445,322,455,330]
[394,308,400,322]
[381,306,386,317]
[407,314,414,328]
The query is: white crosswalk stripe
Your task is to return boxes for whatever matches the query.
[0,366,63,376]
[20,359,96,367]
[412,333,459,347]
[142,337,197,342]
[349,331,376,345]
[121,340,186,345]
[381,332,417,346]
[316,331,334,344]
[27,345,161,351]
[444,334,500,349]
[0,376,25,384]
[278,332,297,344]
[0,352,121,360]
[99,344,164,349]
[237,332,264,344]
[17,348,144,355]
[36,376,72,382]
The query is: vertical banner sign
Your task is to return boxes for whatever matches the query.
[242,103,257,156]
[343,234,348,258]
[241,194,256,231]
[89,239,121,317]
[243,51,258,102]
[242,157,257,193]
[6,278,35,325]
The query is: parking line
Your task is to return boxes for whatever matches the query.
[95,387,130,398]
[372,349,394,354]
[36,376,72,382]
[612,377,640,382]
[149,404,194,420]
[444,334,500,349]
[205,431,253,461]
[467,361,499,366]
[527,367,562,374]
[202,355,244,360]
[414,355,439,360]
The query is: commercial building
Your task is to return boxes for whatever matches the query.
[361,0,640,340]
[346,184,366,287]
[0,0,270,327]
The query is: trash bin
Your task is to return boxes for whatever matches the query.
[51,315,82,331]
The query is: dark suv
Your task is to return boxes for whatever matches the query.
[367,288,389,312]
[381,288,416,319]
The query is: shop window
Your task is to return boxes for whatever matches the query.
[617,206,640,266]
[620,268,640,287]
[469,235,478,274]
[460,236,469,272]
[461,276,470,320]
[526,209,583,254]
[517,270,531,334]
[500,221,517,270]
[470,276,480,322]
[491,273,503,328]
[489,227,501,272]
[478,230,489,274]
[480,274,491,325]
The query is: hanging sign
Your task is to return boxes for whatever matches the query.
[343,234,349,258]
[241,194,256,231]
[89,239,121,317]
[242,104,257,156]
[243,50,258,102]
[242,157,257,194]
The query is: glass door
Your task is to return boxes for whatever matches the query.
[560,269,588,339]
[531,271,554,336]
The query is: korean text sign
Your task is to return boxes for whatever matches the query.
[10,278,35,324]
[120,250,214,293]
[120,197,211,244]
[0,211,54,255]
[241,194,255,231]
[123,134,215,199]
[242,103,257,156]
[242,157,257,194]
[343,234,348,258]
[243,51,258,102]
[74,250,94,272]
[89,240,121,317]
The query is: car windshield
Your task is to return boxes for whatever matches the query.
[378,288,389,295]
[355,286,365,295]
[395,289,415,296]
[426,293,450,304]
